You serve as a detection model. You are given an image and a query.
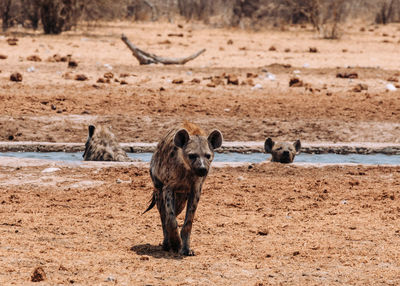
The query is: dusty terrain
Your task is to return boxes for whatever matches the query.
[0,21,400,143]
[0,21,400,285]
[0,159,399,285]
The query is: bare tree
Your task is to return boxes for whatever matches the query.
[1,0,13,31]
[375,0,398,24]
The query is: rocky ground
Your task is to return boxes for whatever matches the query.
[0,21,399,285]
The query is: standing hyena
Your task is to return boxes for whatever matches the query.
[144,122,223,256]
[83,124,131,162]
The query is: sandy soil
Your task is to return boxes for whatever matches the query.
[1,21,400,285]
[0,160,399,285]
[0,22,400,143]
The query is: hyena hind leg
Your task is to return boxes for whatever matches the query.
[156,196,170,251]
[163,187,181,252]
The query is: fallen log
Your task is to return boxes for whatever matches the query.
[121,33,206,65]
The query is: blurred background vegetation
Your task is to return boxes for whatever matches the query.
[1,0,400,35]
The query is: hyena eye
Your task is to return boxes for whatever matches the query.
[188,154,199,160]
[205,154,211,159]
[276,147,282,151]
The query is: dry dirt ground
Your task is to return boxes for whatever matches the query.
[0,21,400,143]
[0,160,399,285]
[0,21,400,285]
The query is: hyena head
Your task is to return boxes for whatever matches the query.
[264,138,301,163]
[83,124,127,161]
[174,128,223,177]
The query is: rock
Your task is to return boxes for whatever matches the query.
[246,72,258,78]
[227,74,239,85]
[97,77,110,84]
[309,47,318,53]
[257,229,269,236]
[120,80,128,85]
[10,72,22,82]
[336,72,358,79]
[211,76,224,86]
[104,72,114,79]
[7,37,18,46]
[266,73,276,81]
[158,39,171,45]
[289,77,304,87]
[68,60,78,68]
[387,76,398,82]
[27,55,41,62]
[352,83,368,92]
[269,45,277,51]
[75,74,88,81]
[227,39,233,45]
[251,83,263,90]
[386,83,397,91]
[172,78,184,84]
[191,78,201,83]
[167,33,183,37]
[42,167,60,173]
[0,54,8,59]
[245,78,254,86]
[31,267,46,282]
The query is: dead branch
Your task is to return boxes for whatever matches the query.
[121,34,206,65]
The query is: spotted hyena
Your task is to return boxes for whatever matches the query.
[82,124,130,162]
[144,122,223,256]
[264,137,301,163]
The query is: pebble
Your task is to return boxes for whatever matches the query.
[386,83,397,91]
[251,83,263,90]
[42,167,60,173]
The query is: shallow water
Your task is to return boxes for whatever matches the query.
[0,152,399,165]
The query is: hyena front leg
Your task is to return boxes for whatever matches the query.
[180,184,202,256]
[163,186,181,252]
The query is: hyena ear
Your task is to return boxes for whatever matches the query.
[294,139,301,154]
[174,129,190,148]
[208,130,223,150]
[264,138,274,153]
[88,125,95,138]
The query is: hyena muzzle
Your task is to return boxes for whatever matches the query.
[144,122,223,256]
[264,137,301,163]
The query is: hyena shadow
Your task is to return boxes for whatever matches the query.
[130,244,183,260]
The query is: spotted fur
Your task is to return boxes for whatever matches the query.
[83,124,130,162]
[144,122,223,256]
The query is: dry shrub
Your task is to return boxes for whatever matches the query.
[375,0,400,24]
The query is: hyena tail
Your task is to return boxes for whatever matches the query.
[143,192,156,214]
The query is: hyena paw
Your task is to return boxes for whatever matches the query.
[162,240,170,251]
[169,233,182,253]
[180,247,195,256]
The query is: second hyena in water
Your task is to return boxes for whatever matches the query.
[83,124,131,162]
[264,137,301,163]
[144,122,223,256]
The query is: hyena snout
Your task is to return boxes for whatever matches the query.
[190,155,210,177]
